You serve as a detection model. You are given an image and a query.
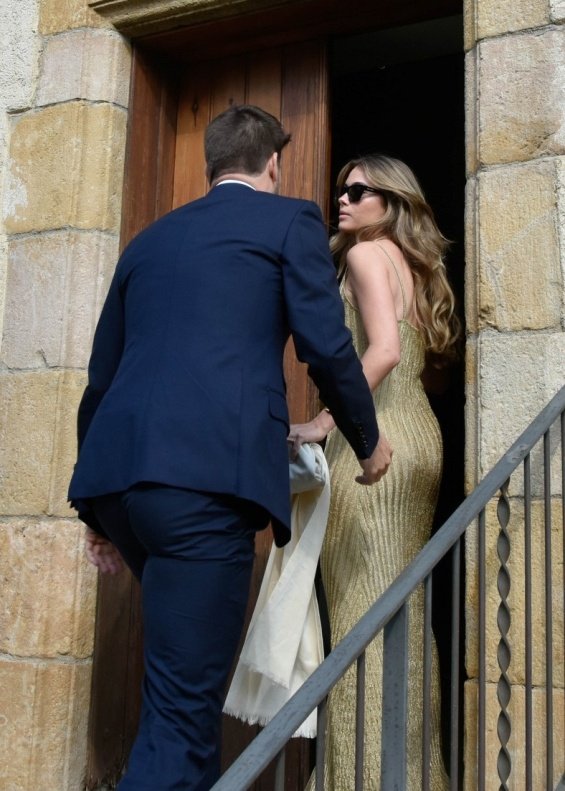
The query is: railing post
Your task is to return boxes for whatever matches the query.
[478,508,486,791]
[496,480,512,791]
[543,431,554,790]
[523,454,533,791]
[449,538,461,790]
[381,602,409,790]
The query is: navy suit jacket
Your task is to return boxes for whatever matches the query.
[68,184,378,545]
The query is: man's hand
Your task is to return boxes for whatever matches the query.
[356,435,392,485]
[85,527,125,575]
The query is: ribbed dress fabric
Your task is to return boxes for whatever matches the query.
[309,272,449,789]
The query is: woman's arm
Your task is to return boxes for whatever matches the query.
[289,242,402,452]
[288,407,335,457]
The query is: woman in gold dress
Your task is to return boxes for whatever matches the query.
[288,155,460,790]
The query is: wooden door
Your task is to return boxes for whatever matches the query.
[87,40,329,790]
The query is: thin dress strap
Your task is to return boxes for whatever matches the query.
[374,240,407,320]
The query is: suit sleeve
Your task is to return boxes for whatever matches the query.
[281,201,379,459]
[70,262,126,535]
[76,263,126,450]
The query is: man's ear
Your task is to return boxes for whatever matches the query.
[267,151,279,181]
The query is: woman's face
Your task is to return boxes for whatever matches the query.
[337,165,387,236]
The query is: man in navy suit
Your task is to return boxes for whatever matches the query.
[69,105,391,790]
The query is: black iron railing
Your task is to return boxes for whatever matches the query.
[213,384,565,790]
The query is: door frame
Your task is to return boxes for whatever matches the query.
[86,1,462,786]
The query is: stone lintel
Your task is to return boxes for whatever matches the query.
[87,0,295,37]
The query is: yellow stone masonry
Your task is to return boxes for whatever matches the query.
[0,371,87,517]
[0,661,93,791]
[4,103,127,234]
[40,0,110,34]
[465,0,550,45]
[0,518,97,658]
[477,160,562,331]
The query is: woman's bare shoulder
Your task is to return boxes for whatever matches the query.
[372,237,404,262]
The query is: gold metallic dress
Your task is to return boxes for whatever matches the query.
[312,264,449,790]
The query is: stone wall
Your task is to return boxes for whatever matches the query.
[0,1,131,787]
[464,0,565,787]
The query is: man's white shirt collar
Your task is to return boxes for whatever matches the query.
[216,179,256,190]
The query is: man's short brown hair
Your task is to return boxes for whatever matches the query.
[205,104,291,183]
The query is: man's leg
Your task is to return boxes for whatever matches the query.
[117,485,267,791]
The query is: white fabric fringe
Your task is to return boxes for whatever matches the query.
[223,443,330,738]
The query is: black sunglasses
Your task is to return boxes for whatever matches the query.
[335,182,382,205]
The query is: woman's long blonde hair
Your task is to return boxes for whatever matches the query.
[331,154,460,362]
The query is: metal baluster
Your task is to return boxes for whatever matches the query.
[355,652,366,790]
[478,508,486,791]
[422,576,432,791]
[381,603,408,790]
[450,538,461,790]
[543,431,554,790]
[274,748,285,791]
[316,696,327,791]
[562,411,565,766]
[524,453,533,791]
[496,479,512,791]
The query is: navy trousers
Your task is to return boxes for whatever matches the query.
[91,484,268,791]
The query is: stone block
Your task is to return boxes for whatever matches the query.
[0,0,40,109]
[559,157,565,327]
[0,659,92,790]
[87,0,294,36]
[464,681,564,790]
[469,0,549,41]
[40,0,109,33]
[3,103,127,234]
[464,336,478,493]
[0,518,97,657]
[465,500,563,686]
[37,29,131,108]
[463,0,476,52]
[477,160,562,330]
[0,370,87,516]
[49,372,91,517]
[551,0,565,22]
[477,29,565,166]
[2,231,118,369]
[465,50,478,174]
[464,176,478,333]
[475,331,565,489]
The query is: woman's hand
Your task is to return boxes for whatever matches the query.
[288,409,335,458]
[85,527,125,575]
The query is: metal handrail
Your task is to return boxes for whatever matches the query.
[212,383,565,790]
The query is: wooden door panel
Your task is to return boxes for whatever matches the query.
[247,49,282,116]
[209,56,247,117]
[281,40,331,426]
[281,41,330,210]
[173,71,211,206]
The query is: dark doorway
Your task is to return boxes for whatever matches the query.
[329,12,466,778]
